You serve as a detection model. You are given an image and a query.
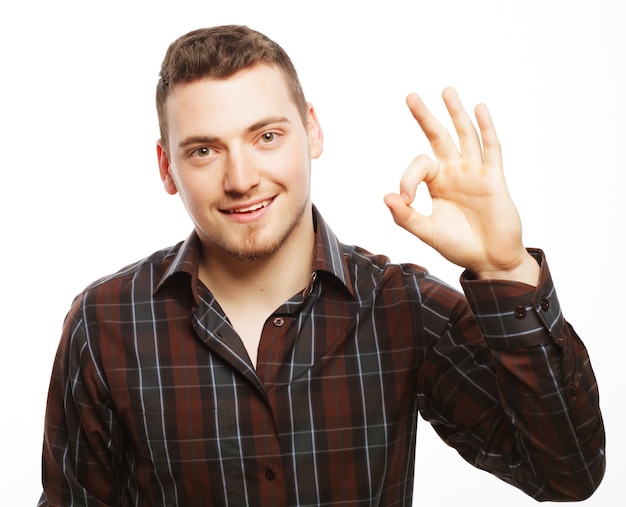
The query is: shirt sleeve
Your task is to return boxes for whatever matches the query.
[39,294,127,507]
[417,249,605,501]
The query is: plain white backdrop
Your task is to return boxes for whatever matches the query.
[1,0,623,505]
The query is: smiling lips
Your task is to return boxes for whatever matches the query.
[222,197,274,214]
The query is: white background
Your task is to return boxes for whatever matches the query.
[1,0,623,505]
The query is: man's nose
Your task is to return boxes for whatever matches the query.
[223,150,260,194]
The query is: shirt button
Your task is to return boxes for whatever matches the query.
[540,298,550,311]
[272,317,285,327]
[514,305,527,319]
[265,465,276,481]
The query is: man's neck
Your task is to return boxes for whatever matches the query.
[197,215,316,367]
[197,216,316,315]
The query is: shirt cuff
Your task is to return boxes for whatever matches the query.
[460,249,565,350]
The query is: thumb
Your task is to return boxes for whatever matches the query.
[383,193,432,245]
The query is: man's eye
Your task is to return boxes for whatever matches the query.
[260,132,276,143]
[192,147,213,157]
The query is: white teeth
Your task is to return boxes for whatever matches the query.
[229,199,271,214]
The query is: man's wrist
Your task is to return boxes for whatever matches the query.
[476,251,540,286]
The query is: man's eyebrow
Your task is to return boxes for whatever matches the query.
[178,116,292,151]
[245,116,291,134]
[178,136,218,150]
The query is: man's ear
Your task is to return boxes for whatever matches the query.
[305,103,324,159]
[157,141,178,195]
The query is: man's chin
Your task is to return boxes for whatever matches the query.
[206,231,285,263]
[201,201,309,262]
[230,244,280,262]
[231,229,293,261]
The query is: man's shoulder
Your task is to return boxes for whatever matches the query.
[81,240,186,298]
[345,243,429,280]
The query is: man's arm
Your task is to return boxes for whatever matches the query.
[39,295,126,507]
[418,254,605,500]
[386,89,605,498]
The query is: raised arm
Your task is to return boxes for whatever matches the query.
[389,88,605,500]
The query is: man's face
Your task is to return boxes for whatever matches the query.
[158,64,323,262]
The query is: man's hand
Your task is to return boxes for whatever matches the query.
[384,88,539,285]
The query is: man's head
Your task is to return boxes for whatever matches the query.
[156,25,308,151]
[155,26,323,264]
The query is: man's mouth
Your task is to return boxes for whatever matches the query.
[222,198,273,214]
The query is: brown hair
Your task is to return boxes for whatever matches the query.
[156,25,308,150]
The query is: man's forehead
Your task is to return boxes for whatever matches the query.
[164,64,302,144]
[166,63,292,104]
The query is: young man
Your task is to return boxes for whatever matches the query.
[39,25,605,506]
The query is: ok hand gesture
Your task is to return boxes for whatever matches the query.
[384,88,539,285]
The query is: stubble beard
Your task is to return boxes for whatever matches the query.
[202,198,309,262]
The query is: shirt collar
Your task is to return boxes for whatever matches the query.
[310,206,355,296]
[154,231,203,305]
[155,205,355,303]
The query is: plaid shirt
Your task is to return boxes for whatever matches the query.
[39,208,604,506]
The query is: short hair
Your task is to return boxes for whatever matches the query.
[156,25,308,150]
